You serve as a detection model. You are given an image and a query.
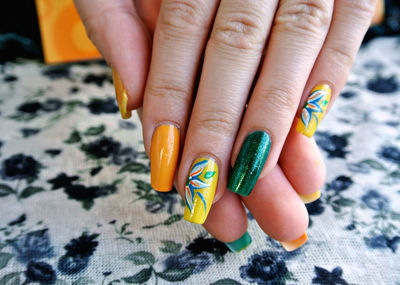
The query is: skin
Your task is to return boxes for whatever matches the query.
[74,0,376,243]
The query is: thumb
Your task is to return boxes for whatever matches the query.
[74,0,151,116]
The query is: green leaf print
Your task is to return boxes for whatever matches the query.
[122,268,152,284]
[125,251,155,265]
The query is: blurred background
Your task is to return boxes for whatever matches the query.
[0,0,400,65]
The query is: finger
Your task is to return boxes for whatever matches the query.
[142,0,219,192]
[74,0,151,118]
[241,165,309,251]
[177,0,277,224]
[202,190,251,252]
[135,0,162,34]
[296,0,377,137]
[228,0,334,197]
[279,123,326,203]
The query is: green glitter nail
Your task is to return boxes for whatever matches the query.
[227,131,271,196]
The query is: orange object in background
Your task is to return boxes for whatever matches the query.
[372,0,385,26]
[35,0,101,64]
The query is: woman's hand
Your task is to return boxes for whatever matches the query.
[74,0,376,250]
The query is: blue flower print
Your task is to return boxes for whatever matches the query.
[0,153,42,182]
[186,236,228,262]
[240,251,289,285]
[58,232,99,275]
[315,132,350,158]
[80,136,121,159]
[367,75,399,94]
[163,250,212,275]
[47,173,79,190]
[327,176,353,193]
[9,229,54,263]
[26,260,57,284]
[306,199,325,216]
[87,98,118,115]
[366,235,400,252]
[361,190,389,211]
[378,146,400,165]
[312,266,348,285]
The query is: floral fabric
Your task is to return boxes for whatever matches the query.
[0,37,399,284]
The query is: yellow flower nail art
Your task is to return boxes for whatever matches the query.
[296,84,331,138]
[112,68,132,119]
[184,158,218,224]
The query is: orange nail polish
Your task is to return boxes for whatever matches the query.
[150,125,180,192]
[112,68,132,119]
[280,233,308,251]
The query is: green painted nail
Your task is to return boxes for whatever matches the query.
[228,131,271,196]
[225,232,252,252]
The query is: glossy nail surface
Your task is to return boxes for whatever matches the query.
[228,131,271,196]
[299,190,320,204]
[296,84,331,138]
[280,233,308,251]
[112,68,132,119]
[184,158,218,224]
[225,232,252,252]
[150,125,179,192]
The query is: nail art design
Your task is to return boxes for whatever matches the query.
[184,158,218,224]
[228,131,271,197]
[297,84,331,138]
[112,68,132,119]
[225,232,252,252]
[150,125,179,192]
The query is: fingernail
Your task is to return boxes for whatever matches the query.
[280,233,308,251]
[150,125,179,192]
[225,232,252,252]
[228,131,271,196]
[296,84,331,138]
[299,190,320,204]
[184,158,218,224]
[112,68,132,119]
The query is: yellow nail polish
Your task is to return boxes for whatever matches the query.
[184,158,218,224]
[150,125,180,192]
[296,84,331,138]
[280,233,308,251]
[112,68,132,119]
[299,191,320,204]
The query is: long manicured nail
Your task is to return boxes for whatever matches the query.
[228,131,271,196]
[299,190,320,204]
[184,158,218,224]
[150,125,179,192]
[225,232,252,252]
[296,84,331,138]
[280,233,308,251]
[112,68,132,119]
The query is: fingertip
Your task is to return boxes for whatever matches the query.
[242,166,309,242]
[203,190,248,243]
[280,126,326,196]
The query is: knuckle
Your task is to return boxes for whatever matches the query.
[256,86,299,116]
[195,109,238,136]
[341,0,377,20]
[325,45,354,68]
[147,82,191,104]
[211,9,267,52]
[159,0,208,32]
[275,0,332,35]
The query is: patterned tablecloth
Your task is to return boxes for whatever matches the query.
[0,36,399,285]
